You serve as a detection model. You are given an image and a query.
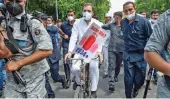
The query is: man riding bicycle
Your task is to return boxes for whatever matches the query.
[65,3,103,98]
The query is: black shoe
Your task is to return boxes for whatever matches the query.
[61,76,67,89]
[132,89,139,98]
[73,82,79,90]
[109,85,115,92]
[103,74,108,78]
[114,76,118,82]
[66,79,71,89]
[48,94,55,98]
[91,91,97,98]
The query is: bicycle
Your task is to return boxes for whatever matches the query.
[69,56,101,98]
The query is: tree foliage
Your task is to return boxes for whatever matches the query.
[135,0,170,15]
[27,0,110,21]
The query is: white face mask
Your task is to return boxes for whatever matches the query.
[68,16,74,22]
[151,19,157,24]
[47,24,53,26]
[126,12,136,20]
[83,11,92,21]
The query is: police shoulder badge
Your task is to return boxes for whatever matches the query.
[35,30,41,35]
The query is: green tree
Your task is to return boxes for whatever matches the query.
[27,0,110,22]
[58,0,111,21]
[27,0,56,15]
[135,0,170,15]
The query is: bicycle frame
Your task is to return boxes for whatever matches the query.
[69,58,96,98]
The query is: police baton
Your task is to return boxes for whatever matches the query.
[143,67,153,98]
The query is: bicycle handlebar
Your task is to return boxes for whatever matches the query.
[68,57,98,61]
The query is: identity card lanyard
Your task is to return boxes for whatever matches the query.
[128,23,136,34]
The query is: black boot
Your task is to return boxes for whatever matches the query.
[132,88,139,98]
[48,94,55,98]
[109,84,115,92]
[61,76,67,89]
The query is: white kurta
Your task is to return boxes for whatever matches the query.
[69,18,103,91]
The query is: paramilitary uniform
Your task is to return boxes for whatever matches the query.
[121,14,152,98]
[145,9,170,98]
[4,12,52,98]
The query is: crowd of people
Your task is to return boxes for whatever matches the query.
[0,0,170,98]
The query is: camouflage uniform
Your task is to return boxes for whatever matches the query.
[145,9,170,98]
[4,12,52,98]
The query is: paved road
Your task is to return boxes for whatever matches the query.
[48,60,157,98]
[0,56,157,98]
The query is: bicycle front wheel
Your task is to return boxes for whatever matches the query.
[73,86,85,98]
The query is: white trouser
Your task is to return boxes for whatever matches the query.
[102,46,108,75]
[71,54,99,91]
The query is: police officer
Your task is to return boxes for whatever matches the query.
[60,9,76,88]
[102,11,124,92]
[36,14,56,98]
[4,0,53,98]
[121,1,152,98]
[144,9,170,98]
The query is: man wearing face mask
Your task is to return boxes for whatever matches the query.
[121,1,152,98]
[149,10,160,29]
[102,11,124,92]
[3,0,53,98]
[65,3,103,98]
[60,9,76,89]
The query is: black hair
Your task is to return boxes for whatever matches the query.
[123,1,135,9]
[47,16,54,21]
[151,10,160,15]
[114,11,123,18]
[140,11,146,14]
[67,9,75,15]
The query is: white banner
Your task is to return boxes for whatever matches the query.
[73,22,109,63]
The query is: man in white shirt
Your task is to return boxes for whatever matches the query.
[65,3,103,98]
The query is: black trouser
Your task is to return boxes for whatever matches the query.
[63,47,71,80]
[108,52,123,85]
